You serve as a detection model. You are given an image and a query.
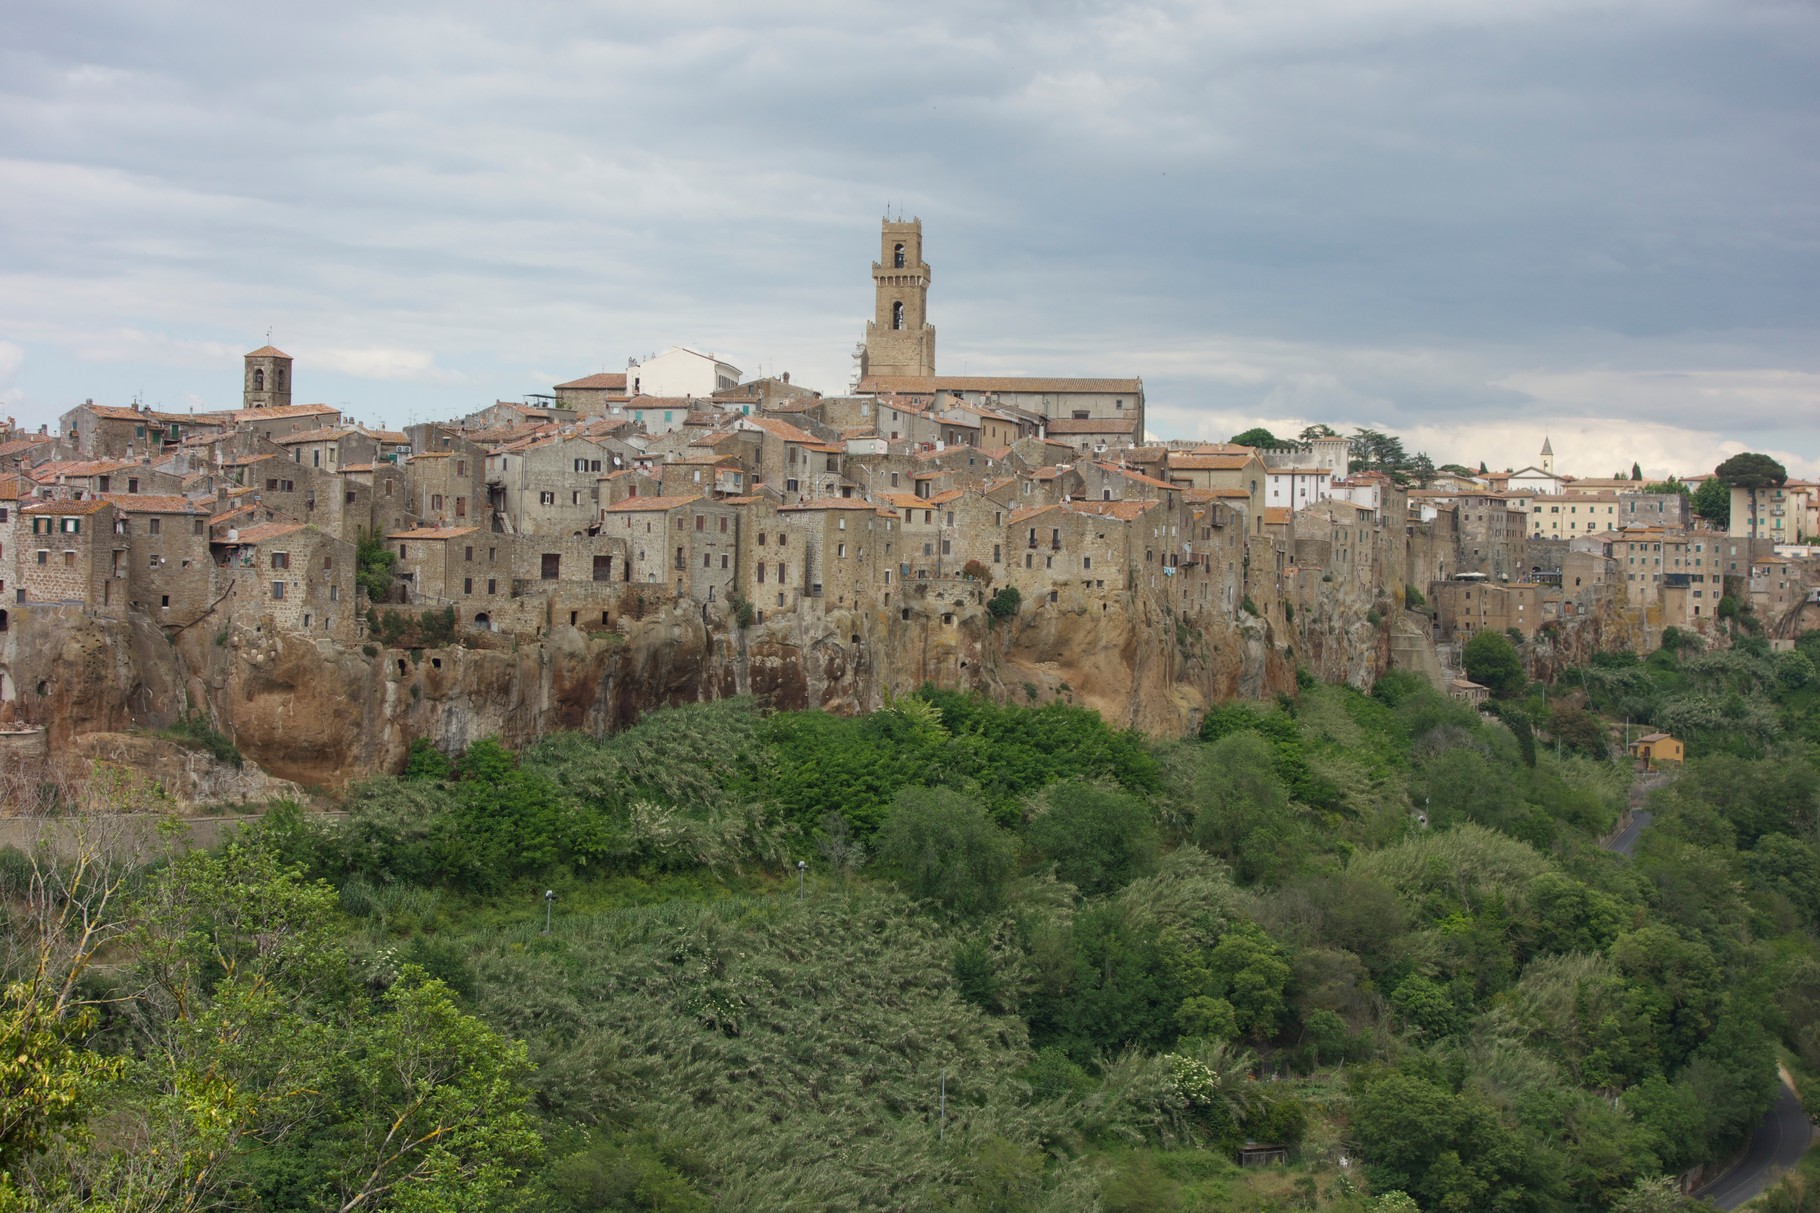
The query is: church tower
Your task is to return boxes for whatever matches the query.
[1540,435,1554,475]
[861,218,936,380]
[244,345,293,409]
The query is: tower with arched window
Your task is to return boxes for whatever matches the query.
[244,344,294,409]
[861,217,936,380]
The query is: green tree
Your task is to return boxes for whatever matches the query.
[1230,426,1284,449]
[355,528,398,603]
[1463,629,1525,697]
[1717,452,1789,539]
[1025,780,1160,896]
[1548,703,1608,757]
[1691,477,1731,527]
[872,787,1016,918]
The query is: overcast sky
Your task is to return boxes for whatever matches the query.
[3,0,1817,477]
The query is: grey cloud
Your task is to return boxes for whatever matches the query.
[0,0,1814,465]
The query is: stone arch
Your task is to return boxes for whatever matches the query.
[473,611,491,630]
[253,367,265,390]
[893,242,905,268]
[892,300,904,330]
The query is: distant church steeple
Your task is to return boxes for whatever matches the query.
[1540,435,1554,475]
[244,344,293,409]
[859,217,936,381]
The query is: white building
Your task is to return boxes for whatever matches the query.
[625,346,743,400]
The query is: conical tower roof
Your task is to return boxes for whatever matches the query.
[245,345,291,359]
[1540,435,1553,456]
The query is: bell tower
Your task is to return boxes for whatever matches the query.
[861,217,936,380]
[244,344,293,409]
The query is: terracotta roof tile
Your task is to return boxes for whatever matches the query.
[1044,417,1139,435]
[229,522,307,544]
[555,372,628,390]
[102,494,202,514]
[601,494,705,512]
[23,498,112,516]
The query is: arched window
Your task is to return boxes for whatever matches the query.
[253,368,265,390]
[893,243,905,268]
[275,367,286,390]
[892,301,904,331]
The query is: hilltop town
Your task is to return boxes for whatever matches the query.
[1,219,1815,786]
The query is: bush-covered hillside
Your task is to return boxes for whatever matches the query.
[8,656,1820,1211]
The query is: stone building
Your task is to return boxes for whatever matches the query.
[242,346,294,409]
[860,218,936,380]
[776,498,882,611]
[103,494,210,623]
[599,494,739,604]
[485,433,617,537]
[20,499,121,614]
[213,522,357,639]
[405,447,486,529]
[1435,577,1544,641]
[552,371,630,414]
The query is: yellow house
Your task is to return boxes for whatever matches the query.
[1628,732,1684,768]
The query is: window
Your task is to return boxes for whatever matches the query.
[456,460,466,476]
[719,516,728,533]
[540,491,555,505]
[893,242,905,268]
[254,368,265,390]
[892,301,904,330]
[272,581,284,600]
[541,553,560,579]
[148,517,161,536]
[464,577,473,594]
[487,578,497,594]
[456,497,467,517]
[757,563,767,583]
[271,552,290,569]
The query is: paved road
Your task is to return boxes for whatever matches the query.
[1693,1080,1815,1210]
[1605,808,1654,858]
[1598,786,1814,1208]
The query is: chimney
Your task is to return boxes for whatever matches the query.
[781,372,790,385]
[216,486,228,505]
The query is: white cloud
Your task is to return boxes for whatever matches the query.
[312,347,463,386]
[0,0,1811,472]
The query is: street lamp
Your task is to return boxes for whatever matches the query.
[796,860,807,901]
[543,889,555,934]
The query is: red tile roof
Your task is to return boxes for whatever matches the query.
[555,372,629,390]
[601,494,705,512]
[103,494,202,514]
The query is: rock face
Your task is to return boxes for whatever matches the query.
[4,582,1405,789]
